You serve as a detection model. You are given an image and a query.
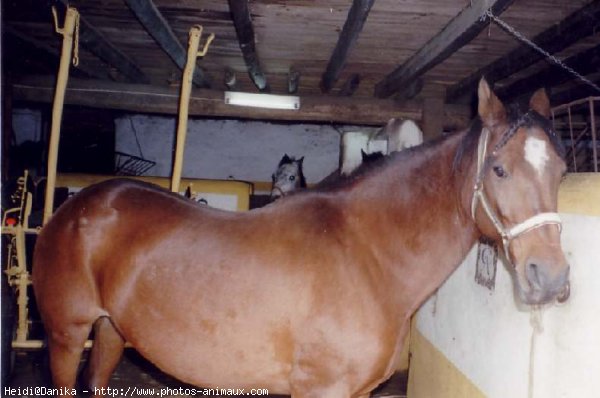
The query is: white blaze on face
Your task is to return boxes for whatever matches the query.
[524,136,549,177]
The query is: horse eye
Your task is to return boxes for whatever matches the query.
[289,175,296,181]
[493,165,507,178]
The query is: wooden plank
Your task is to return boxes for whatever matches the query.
[12,76,470,129]
[227,0,268,91]
[124,0,210,88]
[374,0,515,99]
[447,0,600,102]
[56,0,149,84]
[320,0,375,93]
[498,44,600,101]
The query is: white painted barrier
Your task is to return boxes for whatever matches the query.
[408,173,600,398]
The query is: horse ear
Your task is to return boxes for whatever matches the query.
[298,156,304,165]
[185,186,192,199]
[279,154,291,166]
[361,149,367,160]
[529,88,551,118]
[478,78,506,127]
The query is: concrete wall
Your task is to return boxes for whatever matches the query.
[115,115,343,187]
[408,173,600,398]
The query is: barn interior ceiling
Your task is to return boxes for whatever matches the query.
[3,0,600,130]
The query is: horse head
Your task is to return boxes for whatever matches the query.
[468,78,569,305]
[270,154,306,200]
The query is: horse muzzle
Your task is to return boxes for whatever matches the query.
[521,263,570,305]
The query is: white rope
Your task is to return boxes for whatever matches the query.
[480,9,600,93]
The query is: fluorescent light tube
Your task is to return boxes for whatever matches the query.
[224,91,300,110]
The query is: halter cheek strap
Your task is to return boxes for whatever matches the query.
[471,127,562,261]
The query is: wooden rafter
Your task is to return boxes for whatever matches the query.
[374,0,515,99]
[446,0,600,102]
[124,0,211,88]
[394,79,424,101]
[56,0,149,84]
[12,76,470,129]
[320,0,375,93]
[227,0,268,91]
[338,74,361,97]
[498,44,600,101]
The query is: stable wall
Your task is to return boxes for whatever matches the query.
[408,173,600,398]
[115,115,344,187]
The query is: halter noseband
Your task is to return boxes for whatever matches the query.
[271,186,286,199]
[470,117,562,261]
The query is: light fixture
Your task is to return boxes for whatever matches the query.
[224,91,300,110]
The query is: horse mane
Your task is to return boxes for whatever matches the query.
[315,134,452,193]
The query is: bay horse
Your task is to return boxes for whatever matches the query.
[32,79,569,398]
[270,154,307,200]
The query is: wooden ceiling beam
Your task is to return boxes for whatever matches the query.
[124,0,210,88]
[394,78,424,101]
[227,0,269,91]
[374,0,515,99]
[498,44,600,101]
[5,24,110,80]
[56,0,148,84]
[551,77,600,106]
[12,76,470,129]
[447,1,600,102]
[320,0,375,93]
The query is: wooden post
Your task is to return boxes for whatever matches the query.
[43,7,79,225]
[171,26,214,193]
[590,98,598,172]
[422,96,445,141]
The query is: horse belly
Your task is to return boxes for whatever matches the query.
[121,314,292,392]
[106,263,303,393]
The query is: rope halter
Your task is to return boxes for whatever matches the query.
[470,124,562,261]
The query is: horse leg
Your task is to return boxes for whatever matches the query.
[46,321,92,396]
[82,316,124,393]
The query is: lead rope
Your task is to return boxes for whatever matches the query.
[480,9,600,94]
[528,306,544,398]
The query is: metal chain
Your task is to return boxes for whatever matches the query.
[481,9,600,93]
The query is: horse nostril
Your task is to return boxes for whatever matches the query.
[526,263,543,290]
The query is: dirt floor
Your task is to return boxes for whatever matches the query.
[5,350,407,397]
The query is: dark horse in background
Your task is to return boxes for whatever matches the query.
[32,80,569,397]
[270,150,385,200]
[270,154,307,200]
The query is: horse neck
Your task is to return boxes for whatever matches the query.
[344,131,480,314]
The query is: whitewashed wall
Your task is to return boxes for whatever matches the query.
[115,115,343,184]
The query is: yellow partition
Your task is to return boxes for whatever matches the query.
[56,173,253,211]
